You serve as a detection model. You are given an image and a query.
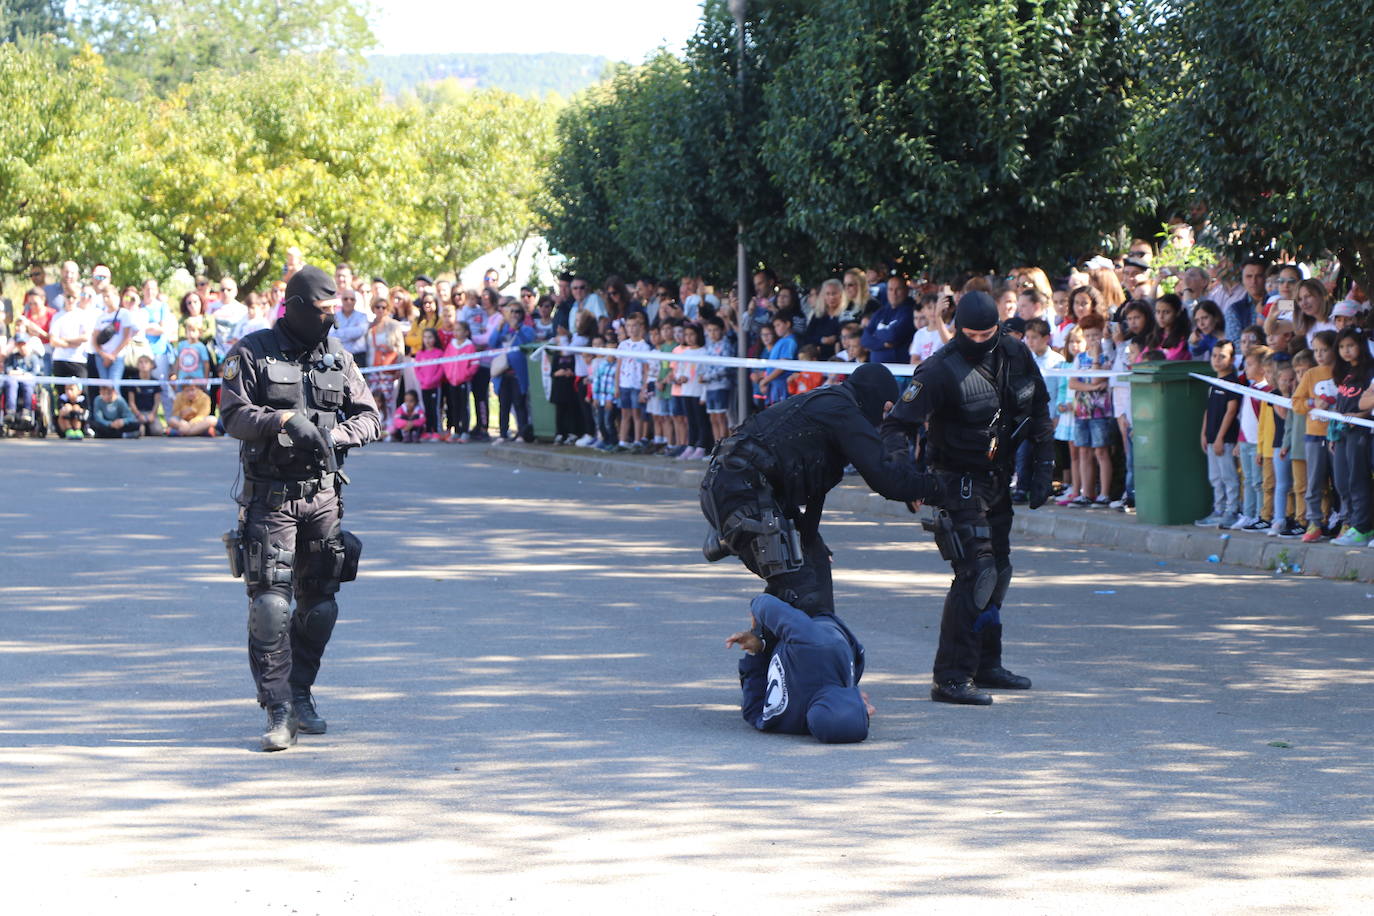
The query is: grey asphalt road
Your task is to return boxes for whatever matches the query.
[2,439,1372,914]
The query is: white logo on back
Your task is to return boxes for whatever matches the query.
[762,653,788,722]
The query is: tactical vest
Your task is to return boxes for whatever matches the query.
[929,342,1037,467]
[239,330,349,480]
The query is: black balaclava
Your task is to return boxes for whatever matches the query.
[281,265,337,347]
[953,290,1001,361]
[842,362,900,427]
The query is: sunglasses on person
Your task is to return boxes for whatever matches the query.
[520,291,536,298]
[1277,276,1298,284]
[92,272,110,282]
[572,284,587,291]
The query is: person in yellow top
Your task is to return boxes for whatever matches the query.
[1254,349,1278,526]
[1289,329,1338,540]
[168,383,216,437]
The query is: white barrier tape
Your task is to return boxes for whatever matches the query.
[355,347,517,376]
[1189,371,1374,431]
[1040,368,1131,378]
[546,343,912,377]
[17,374,220,388]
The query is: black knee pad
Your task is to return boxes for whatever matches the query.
[248,592,291,644]
[294,598,339,643]
[989,560,1013,608]
[965,555,997,609]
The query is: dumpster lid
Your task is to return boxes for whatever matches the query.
[1129,359,1214,383]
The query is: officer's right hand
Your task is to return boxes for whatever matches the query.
[281,412,331,459]
[920,473,947,509]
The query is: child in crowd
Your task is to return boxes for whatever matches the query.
[589,336,619,450]
[57,382,89,440]
[3,336,43,430]
[615,314,652,451]
[700,316,734,446]
[128,354,163,436]
[1328,330,1374,545]
[1284,350,1316,534]
[549,326,581,445]
[648,323,674,453]
[665,322,690,455]
[1050,288,1072,348]
[1232,345,1273,530]
[167,383,215,436]
[787,344,825,396]
[1022,318,1066,500]
[391,389,425,442]
[1067,316,1114,507]
[1053,325,1083,504]
[172,316,211,382]
[760,314,798,405]
[1189,300,1223,359]
[1268,358,1304,537]
[908,294,946,364]
[413,327,446,440]
[677,323,711,460]
[90,383,140,438]
[751,324,777,408]
[442,320,476,443]
[1196,340,1242,527]
[1292,330,1338,541]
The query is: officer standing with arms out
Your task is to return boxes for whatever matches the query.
[701,362,941,617]
[882,290,1054,706]
[220,265,382,751]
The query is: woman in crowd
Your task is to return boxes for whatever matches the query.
[468,288,506,441]
[804,278,851,359]
[366,294,405,428]
[1089,267,1127,317]
[1289,278,1336,349]
[842,268,876,319]
[93,288,134,384]
[1190,300,1224,358]
[179,290,216,355]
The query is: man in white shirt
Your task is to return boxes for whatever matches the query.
[48,293,99,379]
[329,287,370,366]
[210,276,247,353]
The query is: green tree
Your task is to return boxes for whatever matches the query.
[0,41,156,280]
[759,0,1144,274]
[391,82,557,280]
[73,0,374,95]
[136,58,407,288]
[0,0,67,41]
[1152,0,1374,292]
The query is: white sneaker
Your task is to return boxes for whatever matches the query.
[1109,497,1127,509]
[1267,519,1282,537]
[1228,515,1254,531]
[574,434,594,447]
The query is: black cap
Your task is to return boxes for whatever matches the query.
[1002,316,1027,334]
[414,274,433,285]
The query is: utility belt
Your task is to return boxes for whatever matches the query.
[241,471,350,508]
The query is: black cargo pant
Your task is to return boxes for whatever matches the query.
[239,484,347,707]
[932,468,1014,683]
[701,462,834,617]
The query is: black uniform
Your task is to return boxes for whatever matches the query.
[701,363,939,616]
[220,267,381,743]
[882,313,1053,693]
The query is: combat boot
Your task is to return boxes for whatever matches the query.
[291,688,327,735]
[931,679,993,706]
[974,666,1032,690]
[261,701,298,751]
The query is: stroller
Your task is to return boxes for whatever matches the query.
[1,381,51,438]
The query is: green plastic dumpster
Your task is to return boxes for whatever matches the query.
[524,343,556,441]
[1130,360,1216,524]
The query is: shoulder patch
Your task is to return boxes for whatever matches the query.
[901,381,923,402]
[221,355,240,381]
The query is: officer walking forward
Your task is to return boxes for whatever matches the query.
[701,362,941,616]
[881,291,1054,706]
[220,266,382,750]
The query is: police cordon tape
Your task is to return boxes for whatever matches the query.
[1189,371,1374,432]
[15,347,521,389]
[540,342,1131,380]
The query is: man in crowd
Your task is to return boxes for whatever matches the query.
[329,284,370,368]
[220,265,382,751]
[882,291,1054,706]
[210,276,246,354]
[860,274,916,364]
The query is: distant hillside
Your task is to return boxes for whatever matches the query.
[366,53,612,99]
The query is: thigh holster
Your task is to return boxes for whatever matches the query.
[243,526,294,590]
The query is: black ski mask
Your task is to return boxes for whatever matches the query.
[953,290,1001,361]
[842,362,900,427]
[281,265,337,347]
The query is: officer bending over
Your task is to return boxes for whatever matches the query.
[221,265,382,751]
[700,362,941,616]
[881,291,1054,706]
[726,594,874,743]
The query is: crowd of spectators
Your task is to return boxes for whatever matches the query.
[6,233,1374,545]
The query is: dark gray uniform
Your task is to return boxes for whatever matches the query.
[220,327,381,708]
[882,332,1053,687]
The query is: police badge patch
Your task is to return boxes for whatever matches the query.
[221,355,240,381]
[901,381,922,402]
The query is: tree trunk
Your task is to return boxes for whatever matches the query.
[241,238,279,293]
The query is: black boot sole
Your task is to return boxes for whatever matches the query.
[930,687,993,706]
[973,678,1033,690]
[296,720,326,735]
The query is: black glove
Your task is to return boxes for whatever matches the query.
[1028,459,1055,510]
[921,473,946,509]
[282,413,336,471]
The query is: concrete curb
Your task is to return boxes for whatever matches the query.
[482,443,1374,583]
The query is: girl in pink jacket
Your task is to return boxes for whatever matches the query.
[442,320,478,442]
[413,327,446,440]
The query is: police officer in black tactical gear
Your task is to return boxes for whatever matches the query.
[701,362,941,617]
[220,265,382,751]
[881,290,1054,706]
